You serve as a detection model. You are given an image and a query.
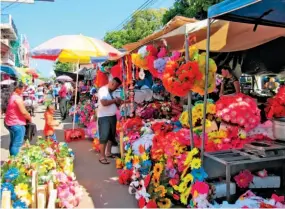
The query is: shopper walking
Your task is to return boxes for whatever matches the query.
[59,83,68,120]
[97,77,122,164]
[4,81,32,156]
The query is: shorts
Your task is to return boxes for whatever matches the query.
[98,115,117,145]
[46,133,57,142]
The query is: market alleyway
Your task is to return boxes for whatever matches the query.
[0,105,137,208]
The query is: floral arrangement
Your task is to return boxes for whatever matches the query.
[179,100,216,128]
[132,52,148,70]
[265,86,285,119]
[216,93,260,131]
[1,139,82,208]
[77,100,97,127]
[162,61,202,97]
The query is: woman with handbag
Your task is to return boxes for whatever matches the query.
[4,81,32,156]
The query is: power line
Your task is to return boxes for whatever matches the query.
[1,0,21,11]
[113,0,158,31]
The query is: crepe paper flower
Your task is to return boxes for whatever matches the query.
[234,170,254,188]
[190,158,201,170]
[271,194,285,203]
[191,181,209,195]
[191,167,208,182]
[153,163,164,177]
[4,167,19,181]
[157,198,172,208]
[13,200,28,209]
[15,183,29,198]
[151,175,160,188]
[154,185,167,197]
[257,169,268,178]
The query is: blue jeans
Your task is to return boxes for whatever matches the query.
[5,124,25,156]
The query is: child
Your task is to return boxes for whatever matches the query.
[44,104,60,141]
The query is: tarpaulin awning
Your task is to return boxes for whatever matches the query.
[123,16,197,52]
[157,19,285,52]
[208,0,285,28]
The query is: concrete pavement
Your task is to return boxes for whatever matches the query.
[0,105,137,208]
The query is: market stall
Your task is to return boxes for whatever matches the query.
[105,1,285,208]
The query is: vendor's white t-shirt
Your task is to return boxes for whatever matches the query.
[97,85,117,118]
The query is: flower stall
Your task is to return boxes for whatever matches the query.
[1,138,83,208]
[107,12,285,208]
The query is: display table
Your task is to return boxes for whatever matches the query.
[204,146,285,201]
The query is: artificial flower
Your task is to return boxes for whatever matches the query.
[141,153,149,161]
[190,158,201,170]
[191,167,208,182]
[153,163,164,177]
[4,167,19,181]
[116,158,124,169]
[154,185,167,197]
[257,169,268,178]
[126,162,133,170]
[157,198,172,208]
[183,173,194,183]
[15,183,29,198]
[180,187,191,205]
[151,175,160,188]
[234,170,254,188]
[191,181,209,195]
[12,200,28,209]
[169,178,179,187]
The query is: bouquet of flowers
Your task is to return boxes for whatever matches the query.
[162,61,202,97]
[216,93,260,131]
[265,86,285,118]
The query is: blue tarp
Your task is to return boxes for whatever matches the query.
[208,0,285,27]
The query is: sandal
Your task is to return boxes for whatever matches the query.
[99,158,110,164]
[106,154,117,158]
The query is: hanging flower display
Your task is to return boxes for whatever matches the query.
[132,53,148,69]
[162,61,202,97]
[216,93,260,131]
[265,86,285,118]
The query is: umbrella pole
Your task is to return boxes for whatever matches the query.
[72,61,79,130]
[185,34,194,149]
[201,18,211,164]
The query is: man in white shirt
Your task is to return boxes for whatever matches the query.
[97,77,122,164]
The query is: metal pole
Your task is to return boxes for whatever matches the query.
[201,18,211,163]
[72,61,79,130]
[185,34,194,149]
[122,57,127,118]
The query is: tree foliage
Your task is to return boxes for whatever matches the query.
[162,0,224,24]
[104,8,166,49]
[54,61,74,72]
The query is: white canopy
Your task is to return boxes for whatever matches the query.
[157,19,285,52]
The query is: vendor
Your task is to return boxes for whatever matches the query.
[219,66,240,96]
[264,77,279,92]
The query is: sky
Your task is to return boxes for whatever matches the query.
[1,0,175,77]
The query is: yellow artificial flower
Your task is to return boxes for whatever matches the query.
[152,175,160,187]
[124,154,132,163]
[184,152,193,166]
[20,193,32,206]
[141,153,149,161]
[154,185,167,197]
[43,158,56,170]
[191,158,201,170]
[177,181,188,193]
[116,158,124,169]
[181,164,190,179]
[157,198,172,208]
[190,147,199,156]
[184,173,194,183]
[153,163,164,177]
[180,187,191,205]
[15,183,29,198]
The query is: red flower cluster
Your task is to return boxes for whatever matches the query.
[162,61,202,97]
[265,86,285,119]
[118,169,133,185]
[216,93,260,131]
[123,117,144,135]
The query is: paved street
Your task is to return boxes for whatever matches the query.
[0,106,137,208]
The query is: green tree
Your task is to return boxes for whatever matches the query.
[104,8,166,49]
[162,0,224,24]
[54,61,74,72]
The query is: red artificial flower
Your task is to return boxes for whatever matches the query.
[138,197,146,209]
[234,170,254,188]
[146,200,157,208]
[169,178,179,187]
[173,194,180,200]
[191,181,210,195]
[271,194,284,203]
[146,45,158,57]
[144,174,151,188]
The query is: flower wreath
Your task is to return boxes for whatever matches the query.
[162,61,202,97]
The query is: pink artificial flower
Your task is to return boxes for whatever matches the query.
[234,170,253,188]
[191,181,209,195]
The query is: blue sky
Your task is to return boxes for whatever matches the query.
[2,0,175,77]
